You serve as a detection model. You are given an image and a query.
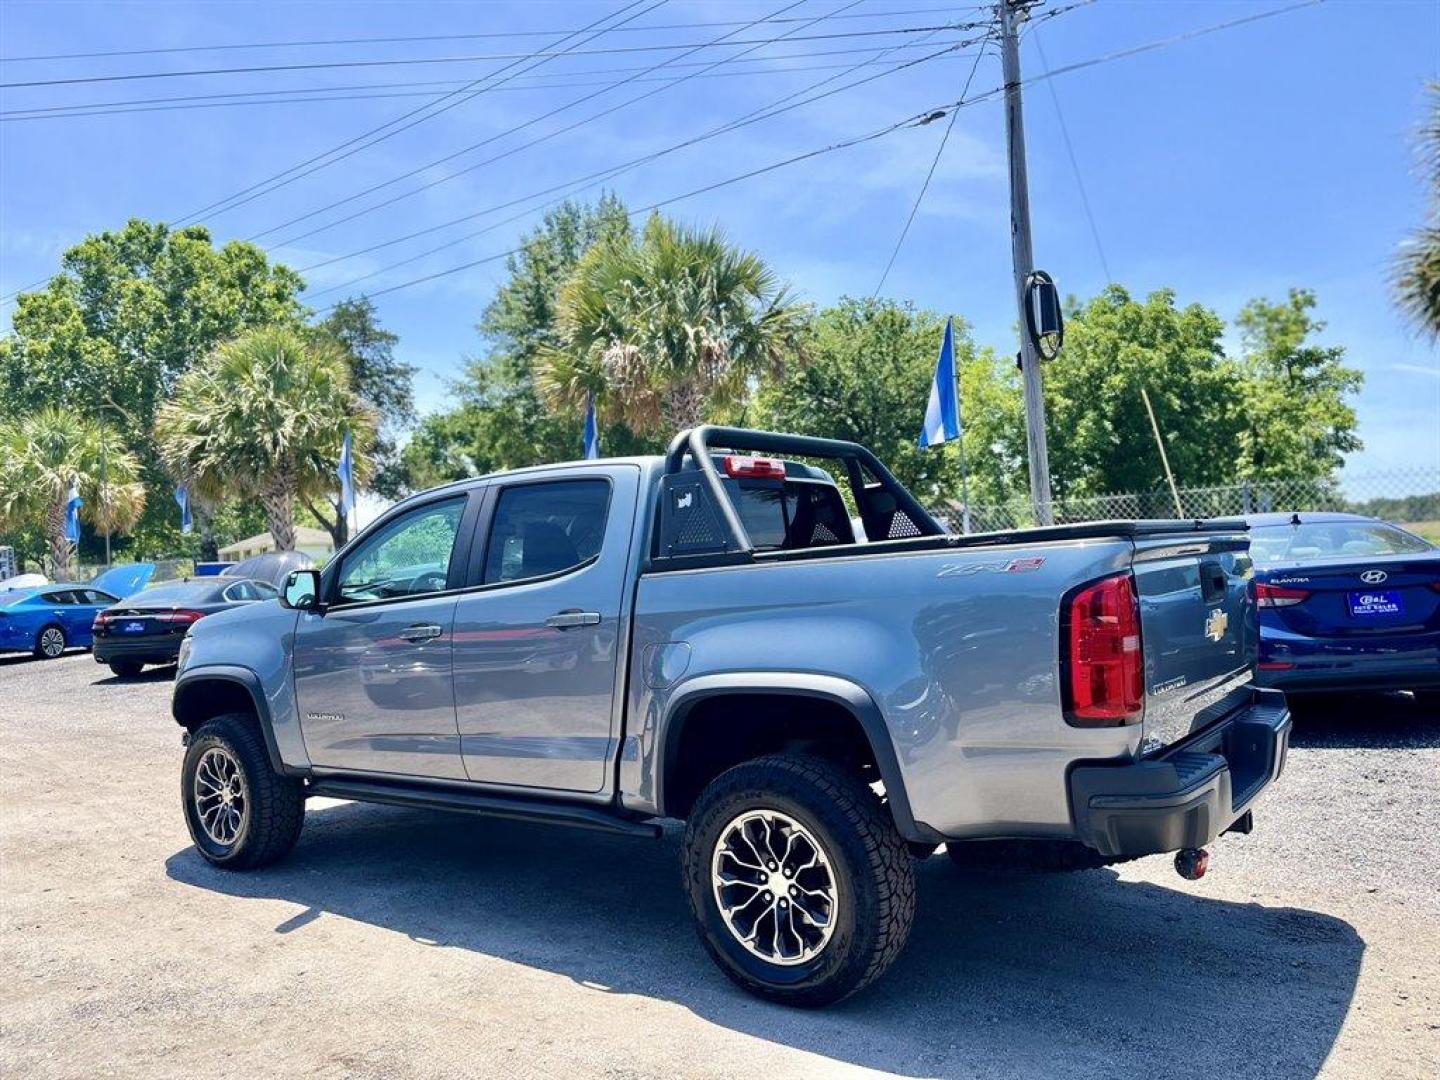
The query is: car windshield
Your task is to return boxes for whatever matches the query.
[125,582,222,606]
[1249,521,1434,563]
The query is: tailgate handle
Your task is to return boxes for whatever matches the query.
[1199,560,1227,603]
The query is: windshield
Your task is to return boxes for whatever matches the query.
[1249,521,1434,564]
[124,583,222,606]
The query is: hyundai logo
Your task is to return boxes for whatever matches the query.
[1360,569,1388,584]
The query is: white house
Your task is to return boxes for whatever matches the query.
[218,526,334,563]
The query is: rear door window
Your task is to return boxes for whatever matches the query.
[483,480,611,584]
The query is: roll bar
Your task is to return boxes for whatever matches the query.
[662,425,945,555]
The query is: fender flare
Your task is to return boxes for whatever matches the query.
[172,664,302,777]
[656,672,937,843]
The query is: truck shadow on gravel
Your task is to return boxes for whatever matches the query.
[167,805,1362,1080]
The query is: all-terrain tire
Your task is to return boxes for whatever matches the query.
[109,661,144,678]
[945,837,1135,873]
[182,713,304,869]
[682,754,915,1007]
[33,623,66,659]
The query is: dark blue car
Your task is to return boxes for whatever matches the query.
[1247,513,1439,695]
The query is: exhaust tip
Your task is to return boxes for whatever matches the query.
[1174,847,1209,880]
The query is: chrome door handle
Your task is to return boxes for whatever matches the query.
[397,623,443,642]
[545,610,601,629]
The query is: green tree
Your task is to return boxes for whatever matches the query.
[309,296,414,544]
[0,219,307,556]
[1395,81,1440,339]
[1042,286,1239,497]
[400,195,642,487]
[0,408,146,578]
[155,326,375,552]
[1232,289,1363,479]
[537,213,810,431]
[757,298,1025,509]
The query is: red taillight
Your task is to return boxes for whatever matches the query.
[1065,573,1143,726]
[1258,661,1296,671]
[722,454,786,480]
[156,610,205,625]
[1255,582,1311,608]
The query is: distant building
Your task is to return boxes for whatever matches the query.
[218,527,334,563]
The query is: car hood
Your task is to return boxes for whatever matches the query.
[90,563,156,598]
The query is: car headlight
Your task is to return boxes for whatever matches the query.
[177,633,194,673]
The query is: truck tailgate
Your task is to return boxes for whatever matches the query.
[1131,529,1257,751]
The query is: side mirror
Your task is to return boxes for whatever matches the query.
[281,569,322,611]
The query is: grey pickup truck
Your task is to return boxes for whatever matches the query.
[172,426,1291,1005]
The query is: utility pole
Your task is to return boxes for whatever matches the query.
[999,0,1055,526]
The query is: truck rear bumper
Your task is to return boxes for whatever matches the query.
[1068,688,1291,859]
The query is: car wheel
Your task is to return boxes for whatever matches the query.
[681,754,916,1007]
[182,713,304,870]
[33,624,66,659]
[109,661,144,678]
[945,838,1133,872]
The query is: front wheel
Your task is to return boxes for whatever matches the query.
[33,624,66,659]
[681,754,915,1007]
[182,713,304,869]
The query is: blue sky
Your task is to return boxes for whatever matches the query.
[2,0,1437,487]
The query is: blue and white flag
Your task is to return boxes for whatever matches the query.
[583,392,601,460]
[64,480,83,544]
[918,317,962,449]
[174,484,193,534]
[336,430,356,522]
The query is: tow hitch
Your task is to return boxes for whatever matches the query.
[1174,847,1209,880]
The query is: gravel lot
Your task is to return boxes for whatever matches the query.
[2,651,1437,1080]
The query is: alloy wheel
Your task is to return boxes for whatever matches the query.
[710,809,838,966]
[193,747,248,846]
[38,627,64,658]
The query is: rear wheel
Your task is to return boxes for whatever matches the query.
[182,713,304,869]
[109,661,144,678]
[33,624,66,659]
[682,754,915,1007]
[945,838,1130,873]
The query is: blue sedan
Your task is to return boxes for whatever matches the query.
[1247,513,1440,695]
[0,564,155,660]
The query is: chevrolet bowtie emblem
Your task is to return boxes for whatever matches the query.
[1204,609,1229,643]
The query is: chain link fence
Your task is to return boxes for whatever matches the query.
[932,469,1440,543]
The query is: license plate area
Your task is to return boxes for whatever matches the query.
[1347,590,1403,618]
[119,620,149,635]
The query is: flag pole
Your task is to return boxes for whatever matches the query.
[953,318,973,535]
[1140,386,1185,518]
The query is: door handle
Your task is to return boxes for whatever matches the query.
[545,610,601,629]
[397,623,443,643]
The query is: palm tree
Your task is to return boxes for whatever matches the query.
[537,214,809,431]
[156,325,374,552]
[0,407,145,579]
[1396,82,1440,339]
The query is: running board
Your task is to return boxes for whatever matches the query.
[306,777,663,838]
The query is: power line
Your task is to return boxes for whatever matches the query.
[170,0,667,228]
[0,0,662,304]
[0,6,991,63]
[1031,25,1111,284]
[871,17,995,298]
[0,22,990,89]
[255,5,984,249]
[296,25,983,296]
[1,51,978,123]
[338,98,958,308]
[305,0,1325,307]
